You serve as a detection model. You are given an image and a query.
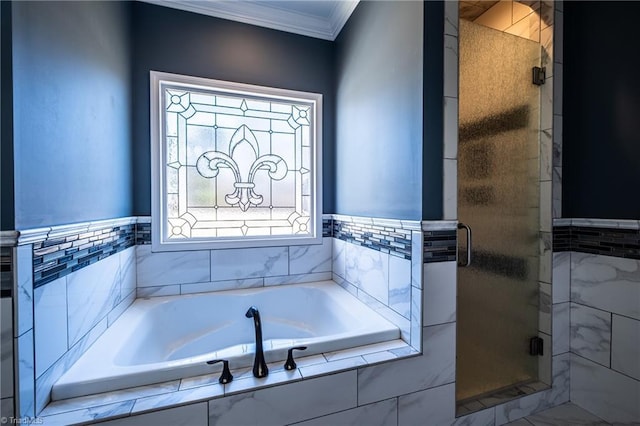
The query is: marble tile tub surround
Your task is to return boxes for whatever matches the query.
[10,217,139,417]
[32,246,137,414]
[35,329,571,426]
[330,215,423,347]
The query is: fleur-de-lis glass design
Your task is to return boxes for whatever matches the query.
[159,79,316,241]
[196,125,288,212]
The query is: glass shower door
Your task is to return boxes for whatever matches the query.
[456,19,541,402]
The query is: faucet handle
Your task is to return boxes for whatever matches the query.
[206,359,234,384]
[284,346,307,370]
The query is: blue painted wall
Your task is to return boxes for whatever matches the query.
[12,1,132,229]
[1,2,14,230]
[334,1,424,220]
[563,1,640,219]
[422,1,444,220]
[131,2,336,215]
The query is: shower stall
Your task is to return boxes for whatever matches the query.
[456,3,550,407]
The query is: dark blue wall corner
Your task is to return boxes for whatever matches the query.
[12,1,133,229]
[130,2,336,216]
[422,1,444,220]
[1,1,15,230]
[563,1,640,219]
[334,1,424,220]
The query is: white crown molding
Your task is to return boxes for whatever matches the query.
[329,0,359,38]
[141,0,358,41]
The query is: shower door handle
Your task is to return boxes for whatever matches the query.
[457,223,472,267]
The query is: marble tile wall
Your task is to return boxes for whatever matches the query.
[136,236,333,297]
[11,218,139,419]
[1,296,14,420]
[31,245,137,413]
[568,225,640,424]
[0,242,14,421]
[330,215,421,347]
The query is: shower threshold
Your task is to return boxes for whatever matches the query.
[456,379,550,417]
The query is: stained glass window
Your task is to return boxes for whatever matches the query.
[150,72,322,250]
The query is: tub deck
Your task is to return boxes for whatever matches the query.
[53,281,400,400]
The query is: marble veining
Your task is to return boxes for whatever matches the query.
[16,244,34,337]
[18,330,35,417]
[34,277,68,377]
[346,243,389,304]
[524,402,610,425]
[66,253,121,347]
[36,318,108,413]
[332,238,346,279]
[571,252,640,320]
[136,245,210,287]
[263,271,331,286]
[208,371,357,426]
[288,238,332,275]
[571,353,640,424]
[357,323,455,405]
[40,400,134,426]
[388,256,411,319]
[539,283,551,334]
[294,398,397,426]
[454,407,495,426]
[180,278,263,294]
[210,246,288,281]
[422,261,456,326]
[131,383,224,415]
[444,0,458,37]
[611,314,640,380]
[399,383,455,426]
[1,299,13,398]
[41,381,180,417]
[552,252,570,304]
[552,302,570,354]
[570,303,611,367]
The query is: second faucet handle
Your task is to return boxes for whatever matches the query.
[284,346,307,370]
[206,359,234,384]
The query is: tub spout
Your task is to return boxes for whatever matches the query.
[245,306,268,378]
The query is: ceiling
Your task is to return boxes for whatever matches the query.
[142,0,360,41]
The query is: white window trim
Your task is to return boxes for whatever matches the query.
[150,71,323,251]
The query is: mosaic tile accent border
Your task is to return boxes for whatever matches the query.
[423,230,457,263]
[135,222,151,245]
[33,225,135,288]
[553,225,640,259]
[322,218,332,238]
[331,219,412,260]
[0,246,12,298]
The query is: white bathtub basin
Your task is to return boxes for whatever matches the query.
[52,281,399,400]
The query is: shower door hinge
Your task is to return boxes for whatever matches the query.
[529,336,544,356]
[532,67,546,86]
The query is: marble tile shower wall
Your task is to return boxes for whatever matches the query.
[552,219,640,424]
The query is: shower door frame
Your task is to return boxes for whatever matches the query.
[443,0,557,413]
